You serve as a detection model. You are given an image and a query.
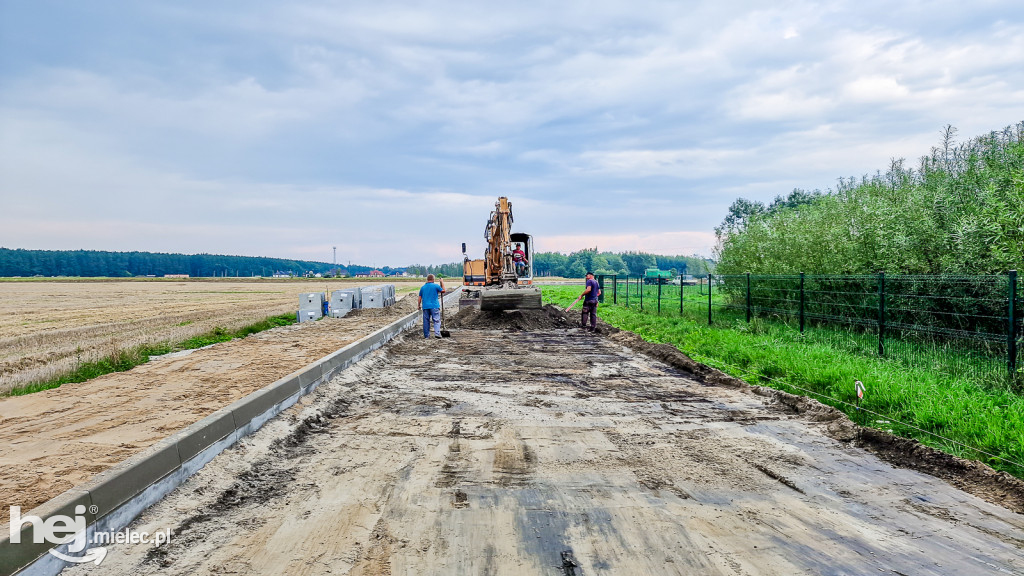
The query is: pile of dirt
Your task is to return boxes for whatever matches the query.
[449,304,574,331]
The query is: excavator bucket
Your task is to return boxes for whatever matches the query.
[478,287,543,311]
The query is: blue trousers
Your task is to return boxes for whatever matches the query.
[422,308,441,338]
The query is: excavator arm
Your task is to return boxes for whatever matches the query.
[484,197,518,286]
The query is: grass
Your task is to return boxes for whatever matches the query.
[544,285,1024,478]
[5,313,296,397]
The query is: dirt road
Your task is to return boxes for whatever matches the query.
[72,321,1024,575]
[0,296,420,524]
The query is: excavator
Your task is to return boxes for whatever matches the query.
[460,196,543,311]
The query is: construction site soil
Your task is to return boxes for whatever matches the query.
[0,296,420,525]
[66,306,1024,575]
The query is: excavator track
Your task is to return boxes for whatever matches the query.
[478,287,543,311]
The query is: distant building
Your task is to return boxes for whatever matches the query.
[272,271,291,278]
[164,274,190,278]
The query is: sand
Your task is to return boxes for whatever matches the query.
[0,295,420,524]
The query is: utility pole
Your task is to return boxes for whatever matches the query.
[333,246,337,266]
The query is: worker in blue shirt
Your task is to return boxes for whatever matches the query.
[418,274,446,338]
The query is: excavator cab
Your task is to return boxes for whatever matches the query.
[510,233,534,284]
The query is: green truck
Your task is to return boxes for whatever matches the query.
[643,268,672,285]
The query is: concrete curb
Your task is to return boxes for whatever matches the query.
[0,289,461,576]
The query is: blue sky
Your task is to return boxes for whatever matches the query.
[1,1,1022,266]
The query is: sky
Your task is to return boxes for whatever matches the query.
[1,1,1022,266]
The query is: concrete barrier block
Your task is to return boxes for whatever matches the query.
[299,292,324,311]
[360,286,384,308]
[173,410,235,464]
[329,290,353,318]
[0,489,94,576]
[82,439,180,519]
[298,309,321,323]
[340,288,361,309]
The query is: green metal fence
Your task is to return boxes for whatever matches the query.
[603,272,1022,386]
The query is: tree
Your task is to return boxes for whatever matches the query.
[715,198,766,238]
[621,252,657,277]
[566,261,587,278]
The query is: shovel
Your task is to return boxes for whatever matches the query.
[440,291,451,338]
[565,294,583,312]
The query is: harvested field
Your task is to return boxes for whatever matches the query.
[0,279,422,394]
[0,294,422,525]
[70,308,1024,575]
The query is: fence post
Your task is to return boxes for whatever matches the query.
[680,276,684,315]
[799,272,805,333]
[878,272,886,356]
[708,274,713,325]
[746,273,752,323]
[657,282,662,314]
[1010,270,1018,379]
[613,275,617,305]
[625,276,629,307]
[640,278,644,311]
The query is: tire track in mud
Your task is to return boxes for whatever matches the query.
[143,397,354,569]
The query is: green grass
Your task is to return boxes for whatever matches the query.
[5,313,296,397]
[545,285,1024,478]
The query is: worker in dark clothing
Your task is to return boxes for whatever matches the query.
[581,272,601,331]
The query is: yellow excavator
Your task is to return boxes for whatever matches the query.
[460,196,543,310]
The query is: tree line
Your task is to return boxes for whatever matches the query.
[715,123,1024,275]
[0,247,713,279]
[0,248,406,278]
[531,249,712,278]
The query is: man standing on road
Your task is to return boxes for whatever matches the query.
[581,272,601,332]
[418,274,446,339]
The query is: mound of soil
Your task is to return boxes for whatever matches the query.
[450,304,573,331]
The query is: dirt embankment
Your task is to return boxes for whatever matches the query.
[0,295,419,524]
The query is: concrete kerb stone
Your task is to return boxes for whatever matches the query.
[79,438,181,521]
[2,286,464,576]
[173,410,235,464]
[0,489,94,576]
[226,389,275,429]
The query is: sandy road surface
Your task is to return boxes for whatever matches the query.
[72,324,1024,575]
[0,296,420,524]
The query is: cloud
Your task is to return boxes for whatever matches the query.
[1,0,1023,265]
